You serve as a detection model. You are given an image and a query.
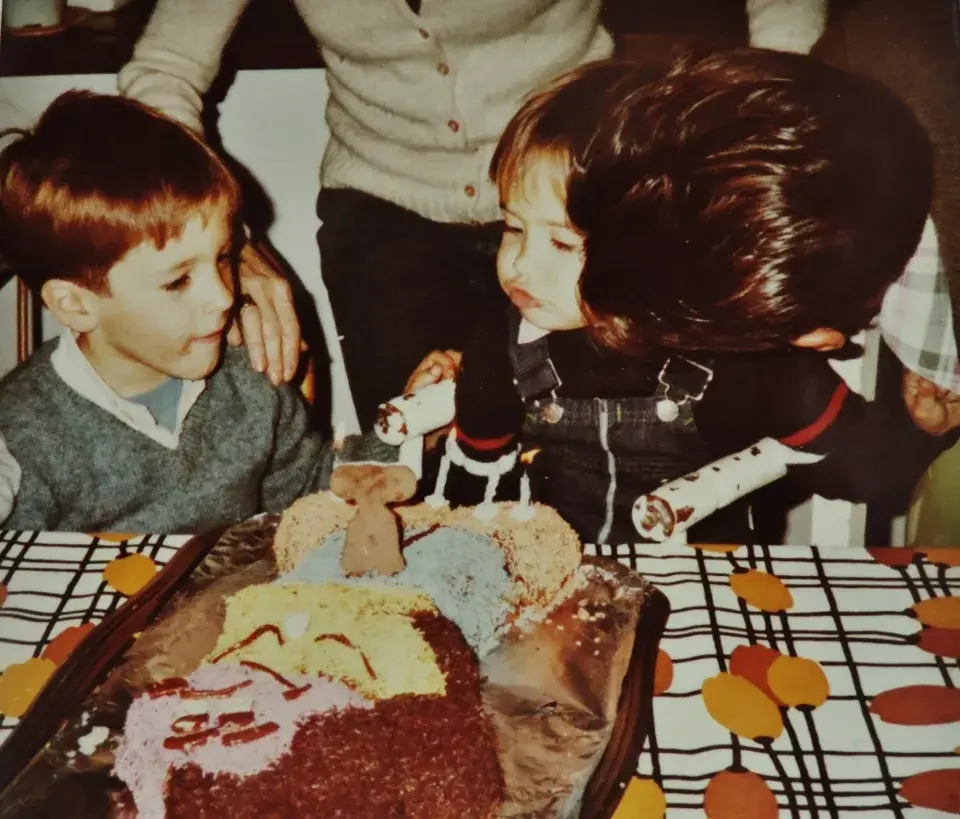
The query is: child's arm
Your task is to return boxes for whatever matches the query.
[259,384,336,512]
[0,459,60,531]
[0,431,22,525]
[705,349,955,505]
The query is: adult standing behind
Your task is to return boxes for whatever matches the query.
[118,0,614,429]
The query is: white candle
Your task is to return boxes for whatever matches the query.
[510,471,535,521]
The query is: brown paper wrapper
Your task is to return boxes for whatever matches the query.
[0,515,664,819]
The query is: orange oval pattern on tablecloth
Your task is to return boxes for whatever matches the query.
[870,685,960,725]
[729,569,793,612]
[702,673,783,741]
[689,544,743,554]
[612,777,666,819]
[704,770,778,819]
[654,649,674,695]
[900,768,960,814]
[767,656,830,708]
[91,532,138,543]
[916,627,960,659]
[103,553,158,596]
[0,584,6,608]
[729,644,783,705]
[0,657,56,718]
[41,623,95,666]
[911,597,960,630]
[918,548,960,567]
[867,548,918,567]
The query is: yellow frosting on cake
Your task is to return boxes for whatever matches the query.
[205,583,446,700]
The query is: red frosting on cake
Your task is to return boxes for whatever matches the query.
[159,612,502,818]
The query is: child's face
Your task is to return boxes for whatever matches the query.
[497,159,587,332]
[83,206,235,394]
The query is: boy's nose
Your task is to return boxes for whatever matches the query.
[209,270,235,312]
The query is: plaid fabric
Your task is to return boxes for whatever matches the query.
[880,217,960,393]
[2,532,957,817]
[589,542,960,815]
[0,531,189,742]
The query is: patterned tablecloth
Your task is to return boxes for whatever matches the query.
[1,530,958,817]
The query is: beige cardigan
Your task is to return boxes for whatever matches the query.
[118,0,614,224]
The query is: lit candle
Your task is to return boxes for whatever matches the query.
[510,448,540,521]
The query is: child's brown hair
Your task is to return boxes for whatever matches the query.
[0,90,241,294]
[492,49,933,354]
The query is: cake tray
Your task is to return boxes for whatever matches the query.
[0,517,667,819]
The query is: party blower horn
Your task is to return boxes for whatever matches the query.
[632,438,825,542]
[375,380,456,446]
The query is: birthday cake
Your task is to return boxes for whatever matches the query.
[106,465,587,818]
[112,583,503,818]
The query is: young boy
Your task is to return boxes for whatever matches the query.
[413,50,956,543]
[0,91,336,534]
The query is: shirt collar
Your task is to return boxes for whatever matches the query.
[517,317,552,345]
[50,328,206,449]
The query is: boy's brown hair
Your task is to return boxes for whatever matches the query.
[0,90,241,294]
[492,50,933,354]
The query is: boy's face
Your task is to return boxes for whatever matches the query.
[82,206,235,395]
[497,159,587,332]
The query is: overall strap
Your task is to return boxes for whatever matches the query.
[506,308,563,413]
[653,355,715,423]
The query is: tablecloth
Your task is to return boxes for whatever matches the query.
[1,530,958,817]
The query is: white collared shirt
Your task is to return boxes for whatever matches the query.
[50,329,207,450]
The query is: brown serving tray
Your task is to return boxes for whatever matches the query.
[0,526,668,818]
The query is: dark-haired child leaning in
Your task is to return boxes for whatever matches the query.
[411,49,958,544]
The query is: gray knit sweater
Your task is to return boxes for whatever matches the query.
[0,344,334,533]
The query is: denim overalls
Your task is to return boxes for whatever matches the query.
[507,311,748,544]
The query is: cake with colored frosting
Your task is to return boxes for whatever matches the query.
[111,488,587,817]
[274,492,582,639]
[113,582,502,818]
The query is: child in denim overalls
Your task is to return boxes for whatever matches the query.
[411,49,953,543]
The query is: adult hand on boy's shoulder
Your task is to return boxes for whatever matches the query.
[227,241,302,387]
[902,368,960,435]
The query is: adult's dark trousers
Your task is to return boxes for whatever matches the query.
[317,187,502,430]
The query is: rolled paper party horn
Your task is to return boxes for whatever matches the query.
[632,438,824,541]
[375,379,456,446]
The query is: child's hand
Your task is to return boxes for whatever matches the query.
[403,350,462,451]
[902,369,960,435]
[405,350,462,393]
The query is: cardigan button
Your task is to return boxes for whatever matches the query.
[437,62,450,76]
[448,119,460,133]
[418,28,429,39]
[464,184,476,198]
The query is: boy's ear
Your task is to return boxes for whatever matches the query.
[40,279,101,334]
[791,327,847,352]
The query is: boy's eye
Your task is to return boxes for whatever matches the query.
[163,274,191,293]
[503,224,523,235]
[217,252,232,266]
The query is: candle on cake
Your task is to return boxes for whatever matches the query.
[510,448,541,521]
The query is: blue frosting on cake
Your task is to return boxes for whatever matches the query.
[281,526,516,656]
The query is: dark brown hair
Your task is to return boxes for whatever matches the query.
[0,90,241,293]
[492,50,933,354]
